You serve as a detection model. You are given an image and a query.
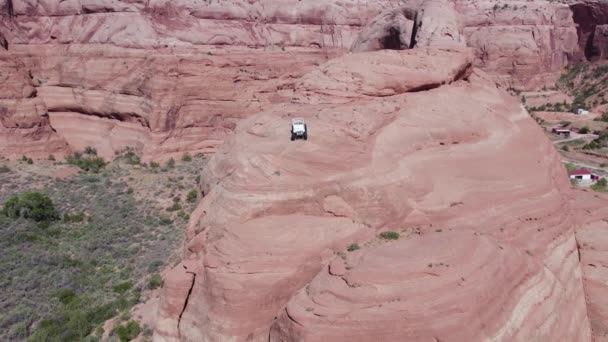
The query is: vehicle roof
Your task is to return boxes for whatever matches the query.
[292,118,305,124]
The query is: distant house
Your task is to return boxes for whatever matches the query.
[577,108,590,115]
[569,169,599,181]
[552,128,571,138]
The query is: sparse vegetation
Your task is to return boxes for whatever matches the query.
[182,152,192,162]
[116,147,141,165]
[557,63,608,110]
[66,148,107,173]
[579,126,591,134]
[379,231,400,240]
[0,154,206,341]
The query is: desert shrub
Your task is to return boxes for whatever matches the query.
[0,165,10,173]
[166,202,182,212]
[112,282,133,294]
[347,243,360,252]
[66,151,106,173]
[2,192,59,222]
[579,126,590,134]
[182,153,192,162]
[561,145,569,151]
[379,231,400,240]
[27,158,33,165]
[147,274,163,290]
[150,161,160,169]
[186,189,197,203]
[122,150,141,165]
[112,320,141,342]
[48,155,56,161]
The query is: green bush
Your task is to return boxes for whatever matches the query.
[66,151,106,173]
[579,126,590,134]
[186,189,197,203]
[0,165,10,173]
[379,231,400,240]
[147,274,163,290]
[27,158,33,165]
[150,161,160,169]
[561,145,569,151]
[182,153,192,162]
[347,243,360,252]
[112,320,141,342]
[2,192,59,222]
[48,155,56,161]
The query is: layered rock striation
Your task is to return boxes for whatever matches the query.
[154,46,591,341]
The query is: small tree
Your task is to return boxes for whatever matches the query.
[579,126,590,134]
[2,192,59,222]
[182,153,192,162]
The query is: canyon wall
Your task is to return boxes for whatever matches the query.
[0,0,585,160]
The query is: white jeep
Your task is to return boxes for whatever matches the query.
[291,118,308,141]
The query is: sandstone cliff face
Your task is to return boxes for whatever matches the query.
[154,47,592,341]
[0,0,588,159]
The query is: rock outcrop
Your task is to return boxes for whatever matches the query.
[154,46,591,341]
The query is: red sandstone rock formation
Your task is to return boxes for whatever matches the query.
[1,3,607,339]
[154,47,592,341]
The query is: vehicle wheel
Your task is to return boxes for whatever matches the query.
[291,133,295,141]
[303,133,308,140]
